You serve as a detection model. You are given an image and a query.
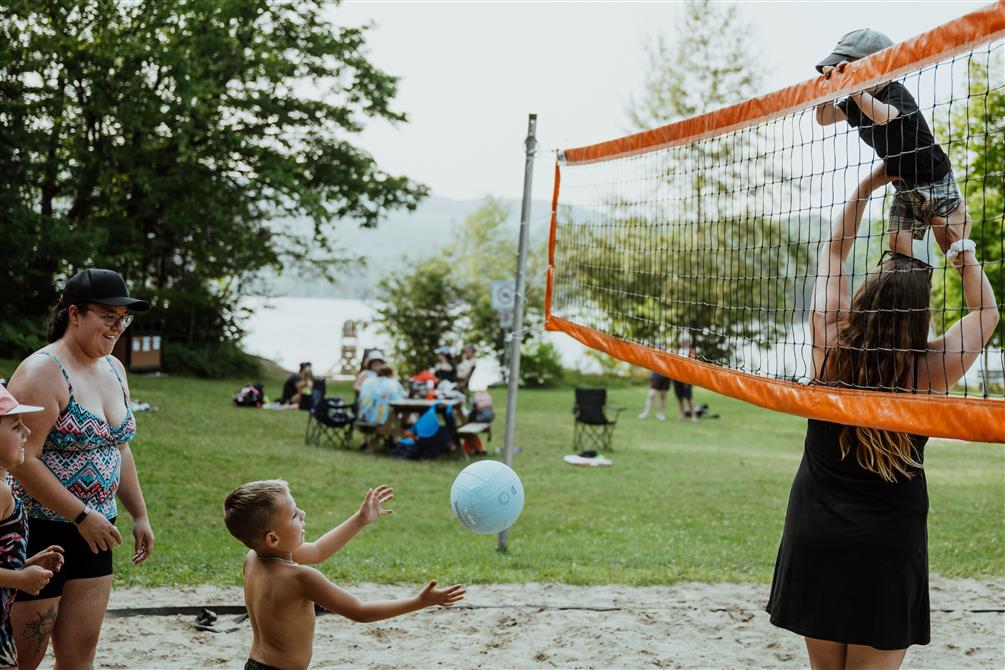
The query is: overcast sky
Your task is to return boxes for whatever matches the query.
[329,1,989,204]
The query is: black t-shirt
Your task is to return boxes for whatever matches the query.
[838,82,950,187]
[434,365,457,383]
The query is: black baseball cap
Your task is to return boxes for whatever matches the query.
[60,269,151,312]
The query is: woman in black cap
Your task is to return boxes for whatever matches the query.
[5,269,156,670]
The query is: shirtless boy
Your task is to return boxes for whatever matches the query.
[224,481,464,670]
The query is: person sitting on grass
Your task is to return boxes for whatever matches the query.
[456,344,478,393]
[0,387,65,669]
[281,362,313,408]
[224,480,464,670]
[433,347,457,384]
[357,365,405,425]
[352,350,386,412]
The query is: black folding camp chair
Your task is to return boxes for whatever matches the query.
[305,378,355,450]
[572,388,623,452]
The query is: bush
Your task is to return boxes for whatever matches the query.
[162,341,262,379]
[519,341,564,388]
[0,317,47,360]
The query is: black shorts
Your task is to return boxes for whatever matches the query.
[673,381,692,400]
[246,659,282,670]
[649,374,671,391]
[16,517,116,601]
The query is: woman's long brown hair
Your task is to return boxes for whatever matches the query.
[821,254,932,482]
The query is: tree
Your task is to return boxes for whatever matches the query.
[443,197,546,367]
[375,197,560,385]
[374,260,467,377]
[628,0,757,128]
[556,209,808,366]
[628,1,772,221]
[575,0,808,367]
[0,0,427,373]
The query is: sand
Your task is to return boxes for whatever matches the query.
[35,576,1003,669]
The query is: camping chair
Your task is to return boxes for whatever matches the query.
[573,388,623,452]
[305,378,355,450]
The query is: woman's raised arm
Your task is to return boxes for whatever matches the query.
[810,164,891,369]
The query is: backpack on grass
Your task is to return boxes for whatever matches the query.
[234,383,264,408]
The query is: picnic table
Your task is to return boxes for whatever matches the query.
[387,398,465,439]
[389,397,464,414]
[355,398,490,458]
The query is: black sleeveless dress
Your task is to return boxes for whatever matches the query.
[766,419,930,650]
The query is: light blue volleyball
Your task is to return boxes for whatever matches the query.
[450,460,525,535]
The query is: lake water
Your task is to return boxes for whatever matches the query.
[240,296,594,376]
[241,296,1002,393]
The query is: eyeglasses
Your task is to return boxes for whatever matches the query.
[879,250,933,276]
[92,310,134,329]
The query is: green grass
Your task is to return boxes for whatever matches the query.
[3,360,1003,587]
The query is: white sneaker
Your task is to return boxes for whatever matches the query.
[638,412,649,420]
[656,413,667,421]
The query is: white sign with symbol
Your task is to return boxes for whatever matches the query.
[490,280,516,310]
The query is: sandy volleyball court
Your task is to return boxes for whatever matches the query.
[32,576,1004,669]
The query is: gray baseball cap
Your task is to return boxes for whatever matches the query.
[816,29,894,73]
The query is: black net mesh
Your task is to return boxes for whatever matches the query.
[551,41,1004,400]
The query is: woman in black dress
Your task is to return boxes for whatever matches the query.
[766,165,999,669]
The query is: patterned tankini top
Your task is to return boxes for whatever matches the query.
[11,352,136,523]
[0,497,28,667]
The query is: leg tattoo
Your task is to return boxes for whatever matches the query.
[23,605,57,657]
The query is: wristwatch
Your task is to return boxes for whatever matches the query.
[73,507,88,525]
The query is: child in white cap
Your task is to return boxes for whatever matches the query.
[0,387,65,668]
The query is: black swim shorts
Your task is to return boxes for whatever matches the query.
[16,517,116,601]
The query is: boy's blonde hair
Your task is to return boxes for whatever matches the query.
[224,479,290,549]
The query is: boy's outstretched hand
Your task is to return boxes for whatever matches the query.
[417,580,466,608]
[357,485,394,525]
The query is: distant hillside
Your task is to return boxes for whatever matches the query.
[264,195,551,298]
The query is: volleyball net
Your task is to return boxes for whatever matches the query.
[546,2,1005,442]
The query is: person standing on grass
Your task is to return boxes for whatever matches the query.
[766,165,998,669]
[638,371,670,421]
[357,366,406,426]
[6,269,156,670]
[673,331,698,422]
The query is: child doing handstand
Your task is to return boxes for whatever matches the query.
[224,481,464,670]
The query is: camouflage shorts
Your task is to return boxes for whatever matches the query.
[889,170,962,240]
